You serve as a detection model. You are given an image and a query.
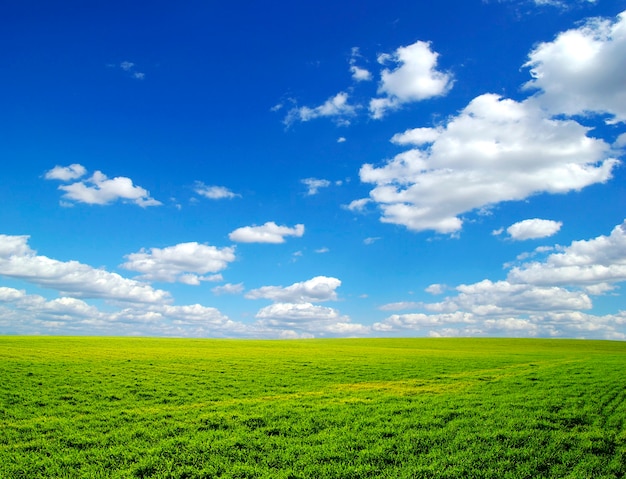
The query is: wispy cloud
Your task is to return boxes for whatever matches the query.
[349,47,372,82]
[284,92,357,126]
[118,61,145,80]
[194,182,240,200]
[301,178,331,195]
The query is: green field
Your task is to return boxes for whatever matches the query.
[1,337,625,478]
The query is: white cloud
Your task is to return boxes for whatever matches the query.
[359,94,618,233]
[390,127,442,146]
[452,279,592,313]
[349,47,372,82]
[121,242,236,284]
[48,168,161,207]
[506,218,563,240]
[194,182,239,200]
[0,285,252,337]
[523,10,626,122]
[369,40,453,119]
[315,247,329,254]
[508,220,626,288]
[373,279,593,337]
[254,302,369,337]
[212,283,244,295]
[246,276,341,303]
[284,92,357,126]
[229,222,305,244]
[0,235,170,303]
[337,137,347,143]
[532,0,596,7]
[363,237,380,245]
[344,198,371,212]
[425,283,446,295]
[44,164,87,181]
[302,178,331,195]
[351,65,372,82]
[374,221,626,339]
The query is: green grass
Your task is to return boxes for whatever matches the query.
[1,337,625,478]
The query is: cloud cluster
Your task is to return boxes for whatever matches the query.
[0,235,170,303]
[246,276,341,302]
[45,164,161,207]
[354,10,625,234]
[229,222,305,244]
[0,286,247,337]
[246,276,369,337]
[374,220,626,339]
[121,242,236,284]
[508,220,626,290]
[360,94,617,233]
[282,40,452,125]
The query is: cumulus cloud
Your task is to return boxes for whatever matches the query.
[194,182,239,200]
[359,94,618,233]
[254,302,369,337]
[229,222,305,244]
[0,235,170,303]
[44,164,87,181]
[390,127,442,146]
[246,276,341,303]
[374,221,626,339]
[506,219,563,240]
[301,178,331,195]
[121,242,236,284]
[0,285,251,337]
[46,166,161,207]
[369,40,453,119]
[523,10,626,122]
[373,279,593,337]
[284,92,357,126]
[508,220,626,288]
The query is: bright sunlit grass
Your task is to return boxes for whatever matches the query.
[1,337,625,478]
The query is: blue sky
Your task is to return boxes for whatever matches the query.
[2,0,626,339]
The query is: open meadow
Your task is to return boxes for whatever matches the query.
[1,337,625,478]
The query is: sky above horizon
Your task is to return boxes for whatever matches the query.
[2,0,626,339]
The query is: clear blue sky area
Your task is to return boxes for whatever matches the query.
[2,0,626,338]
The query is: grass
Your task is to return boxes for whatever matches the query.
[1,337,625,478]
